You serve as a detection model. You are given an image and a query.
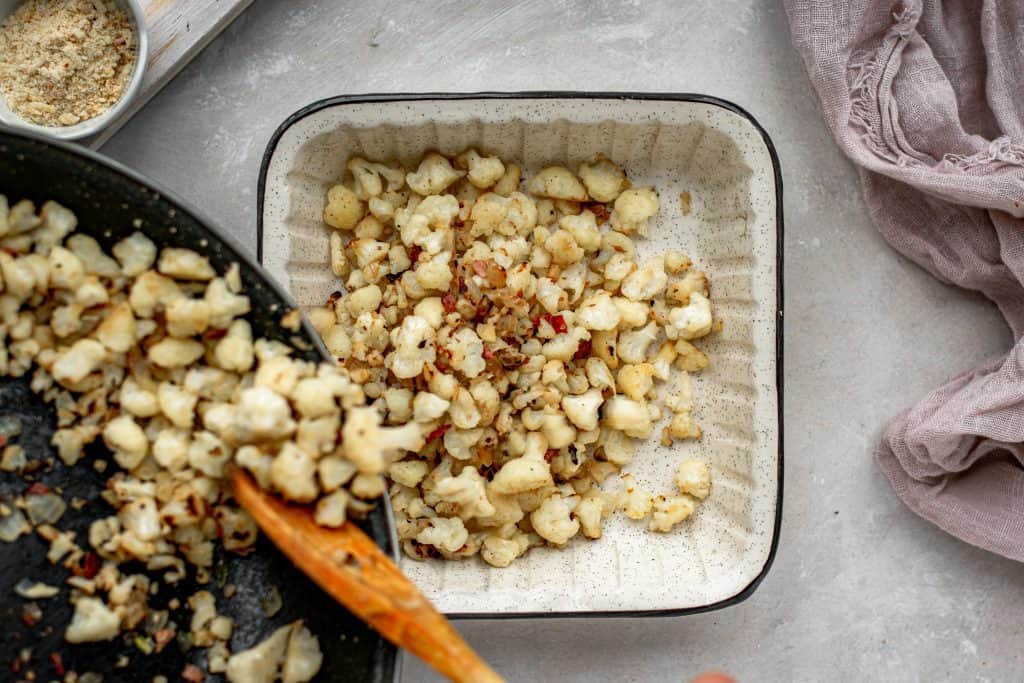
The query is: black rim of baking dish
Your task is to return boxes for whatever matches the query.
[256,91,785,620]
[0,126,401,683]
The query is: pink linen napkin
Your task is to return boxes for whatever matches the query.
[785,0,1024,559]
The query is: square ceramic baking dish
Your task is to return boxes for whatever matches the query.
[257,93,783,617]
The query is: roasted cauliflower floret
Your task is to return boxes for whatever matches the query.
[617,363,655,401]
[389,315,436,379]
[611,187,659,235]
[94,303,135,353]
[618,322,658,365]
[48,246,85,289]
[323,185,365,230]
[235,387,296,442]
[578,155,629,202]
[492,163,521,196]
[341,406,424,475]
[458,149,506,189]
[347,157,405,199]
[674,339,709,372]
[649,495,696,533]
[559,210,602,252]
[530,496,580,546]
[621,257,668,301]
[102,415,148,470]
[576,290,621,330]
[415,251,454,291]
[602,396,653,439]
[52,339,106,385]
[675,459,712,500]
[416,516,469,553]
[667,270,709,303]
[527,166,588,201]
[481,534,529,568]
[389,460,431,488]
[65,597,120,643]
[667,292,713,340]
[406,153,464,196]
[575,491,613,539]
[432,467,496,520]
[158,248,216,281]
[490,436,554,494]
[561,389,603,431]
[620,474,653,520]
[666,412,702,442]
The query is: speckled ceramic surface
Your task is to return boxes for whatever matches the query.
[258,94,782,616]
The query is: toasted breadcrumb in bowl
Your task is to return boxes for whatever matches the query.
[0,0,148,141]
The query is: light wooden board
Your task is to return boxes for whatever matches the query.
[88,0,254,149]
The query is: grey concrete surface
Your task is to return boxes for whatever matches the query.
[103,1,1023,681]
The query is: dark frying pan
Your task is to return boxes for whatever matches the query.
[0,129,399,682]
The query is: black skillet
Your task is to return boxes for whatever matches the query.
[0,129,398,682]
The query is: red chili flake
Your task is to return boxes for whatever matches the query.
[181,663,205,683]
[202,328,227,341]
[585,202,611,222]
[549,314,568,334]
[544,449,558,463]
[81,552,100,579]
[21,602,42,627]
[474,299,491,320]
[409,245,423,263]
[26,482,50,495]
[482,347,494,360]
[49,653,64,677]
[573,338,592,360]
[471,260,488,277]
[10,659,20,674]
[426,424,452,442]
[153,628,175,653]
[152,626,175,655]
[441,292,457,313]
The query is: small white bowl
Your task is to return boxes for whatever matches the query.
[0,0,148,141]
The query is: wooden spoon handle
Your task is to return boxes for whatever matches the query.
[231,470,504,683]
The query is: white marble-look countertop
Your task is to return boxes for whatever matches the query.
[104,1,1022,680]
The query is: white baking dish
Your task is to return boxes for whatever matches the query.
[258,93,783,617]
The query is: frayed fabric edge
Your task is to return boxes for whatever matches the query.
[846,1,1024,179]
[847,1,924,166]
[939,137,1024,172]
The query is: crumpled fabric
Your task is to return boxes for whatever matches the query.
[785,0,1024,560]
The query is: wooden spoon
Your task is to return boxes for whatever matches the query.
[230,469,504,683]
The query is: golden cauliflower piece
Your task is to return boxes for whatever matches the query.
[323,184,365,230]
